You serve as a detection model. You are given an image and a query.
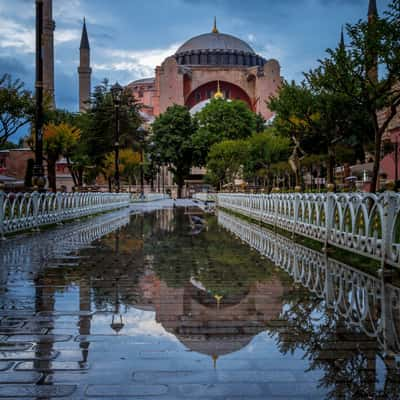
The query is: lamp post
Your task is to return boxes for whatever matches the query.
[33,0,46,191]
[111,82,123,193]
[137,126,146,195]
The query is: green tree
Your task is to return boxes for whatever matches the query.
[43,123,80,192]
[244,131,291,189]
[0,74,33,146]
[206,139,248,190]
[192,98,257,166]
[311,1,400,192]
[83,80,142,171]
[152,105,197,198]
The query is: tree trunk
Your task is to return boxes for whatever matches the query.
[78,167,83,187]
[47,158,57,192]
[108,177,112,193]
[370,128,382,193]
[327,146,335,186]
[177,184,183,199]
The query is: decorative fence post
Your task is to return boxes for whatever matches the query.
[32,191,40,231]
[0,187,5,239]
[381,191,397,270]
[324,193,334,252]
[292,193,299,239]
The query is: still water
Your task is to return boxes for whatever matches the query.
[0,202,400,399]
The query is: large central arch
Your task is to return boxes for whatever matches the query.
[185,80,253,111]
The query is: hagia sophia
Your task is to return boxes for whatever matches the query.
[127,18,281,122]
[27,5,281,194]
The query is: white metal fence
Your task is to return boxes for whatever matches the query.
[192,193,217,202]
[218,192,400,268]
[0,191,130,236]
[130,193,170,202]
[218,210,400,354]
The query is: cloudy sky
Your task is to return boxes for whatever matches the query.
[0,0,392,116]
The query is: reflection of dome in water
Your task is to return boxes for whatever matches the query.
[178,334,255,357]
[136,275,285,358]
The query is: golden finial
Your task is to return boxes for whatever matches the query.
[212,16,219,34]
[214,293,223,306]
[212,354,219,369]
[214,81,224,100]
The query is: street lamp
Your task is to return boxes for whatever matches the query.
[33,0,46,191]
[111,82,123,193]
[137,126,146,195]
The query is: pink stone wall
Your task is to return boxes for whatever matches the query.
[153,58,281,120]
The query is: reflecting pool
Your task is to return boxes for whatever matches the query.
[0,202,400,399]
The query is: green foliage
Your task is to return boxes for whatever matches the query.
[0,74,33,146]
[192,98,257,166]
[83,80,142,168]
[206,139,249,189]
[152,105,197,197]
[304,1,400,191]
[244,130,291,179]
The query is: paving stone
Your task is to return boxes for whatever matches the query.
[15,361,89,371]
[0,371,42,384]
[176,383,265,397]
[0,350,59,361]
[99,358,251,371]
[0,343,33,351]
[267,382,326,396]
[0,328,47,335]
[6,334,72,343]
[85,384,168,397]
[0,361,13,371]
[0,384,76,398]
[133,370,297,384]
[74,334,154,342]
[38,311,93,317]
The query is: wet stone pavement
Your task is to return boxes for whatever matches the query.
[0,200,400,399]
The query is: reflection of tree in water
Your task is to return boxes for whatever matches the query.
[75,214,148,310]
[147,209,275,298]
[270,292,400,400]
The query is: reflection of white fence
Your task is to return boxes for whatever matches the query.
[192,193,217,202]
[218,192,400,267]
[218,210,400,354]
[130,193,170,202]
[0,191,130,236]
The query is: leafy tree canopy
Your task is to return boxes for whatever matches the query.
[0,74,33,146]
[192,98,257,166]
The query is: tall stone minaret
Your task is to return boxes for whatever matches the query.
[78,18,92,112]
[42,0,55,107]
[367,0,378,83]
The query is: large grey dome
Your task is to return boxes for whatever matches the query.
[176,32,255,54]
[174,30,265,68]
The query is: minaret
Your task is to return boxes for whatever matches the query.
[367,0,378,83]
[42,0,55,107]
[368,0,378,22]
[340,26,345,50]
[78,18,92,112]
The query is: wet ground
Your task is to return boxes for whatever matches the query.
[0,200,400,399]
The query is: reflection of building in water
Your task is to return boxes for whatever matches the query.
[136,273,285,359]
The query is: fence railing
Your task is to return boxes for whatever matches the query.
[0,191,130,236]
[218,192,400,268]
[130,193,170,202]
[218,210,400,355]
[192,193,217,203]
